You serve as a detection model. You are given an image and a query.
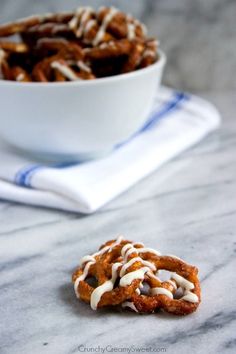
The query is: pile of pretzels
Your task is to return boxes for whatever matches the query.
[0,6,159,82]
[72,236,201,315]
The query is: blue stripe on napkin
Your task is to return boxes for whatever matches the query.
[15,162,75,187]
[14,91,189,188]
[115,91,189,148]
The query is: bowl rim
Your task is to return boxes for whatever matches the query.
[0,49,166,88]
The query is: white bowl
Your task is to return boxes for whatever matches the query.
[0,50,166,161]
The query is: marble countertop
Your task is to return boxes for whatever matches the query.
[0,91,235,354]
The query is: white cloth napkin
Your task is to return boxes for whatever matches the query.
[0,86,220,214]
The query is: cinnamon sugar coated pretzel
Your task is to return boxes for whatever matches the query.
[72,236,201,315]
[0,6,159,82]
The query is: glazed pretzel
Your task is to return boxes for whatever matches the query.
[0,6,159,82]
[84,39,132,60]
[11,66,31,82]
[0,13,74,37]
[72,236,201,315]
[0,49,11,79]
[0,41,29,53]
[121,40,145,73]
[139,39,159,69]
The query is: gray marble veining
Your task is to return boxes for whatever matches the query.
[0,91,236,354]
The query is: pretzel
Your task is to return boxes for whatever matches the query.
[33,54,95,82]
[0,7,159,82]
[0,49,11,80]
[11,66,31,82]
[72,236,201,315]
[68,7,95,38]
[0,13,74,37]
[36,38,84,59]
[24,23,73,40]
[139,39,159,69]
[84,39,132,60]
[122,40,145,73]
[0,41,29,53]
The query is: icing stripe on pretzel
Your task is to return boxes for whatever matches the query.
[77,60,91,73]
[171,272,198,303]
[80,235,124,266]
[120,256,156,277]
[120,267,150,287]
[181,291,199,303]
[122,301,139,312]
[121,243,162,262]
[151,287,174,299]
[171,273,194,290]
[51,61,80,81]
[74,260,95,298]
[127,23,136,40]
[90,262,122,310]
[93,7,118,46]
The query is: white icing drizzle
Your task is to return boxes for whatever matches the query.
[99,41,116,49]
[120,267,150,287]
[75,236,124,301]
[92,7,118,46]
[51,61,80,81]
[120,257,139,277]
[74,260,95,298]
[151,287,173,299]
[167,279,177,290]
[171,273,198,303]
[99,42,109,49]
[79,255,95,266]
[84,19,96,35]
[78,8,94,37]
[122,301,139,312]
[146,271,161,283]
[0,49,5,62]
[77,60,91,73]
[123,246,137,261]
[148,270,198,304]
[120,256,155,277]
[81,235,124,266]
[121,243,161,263]
[142,49,156,59]
[107,235,124,252]
[16,73,25,82]
[181,290,199,303]
[135,288,141,295]
[90,262,122,310]
[127,23,136,40]
[136,247,161,257]
[94,235,124,257]
[68,11,79,29]
[0,49,5,79]
[140,259,156,271]
[121,243,133,258]
[172,273,194,291]
[51,24,68,34]
[69,7,94,36]
[141,23,148,36]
